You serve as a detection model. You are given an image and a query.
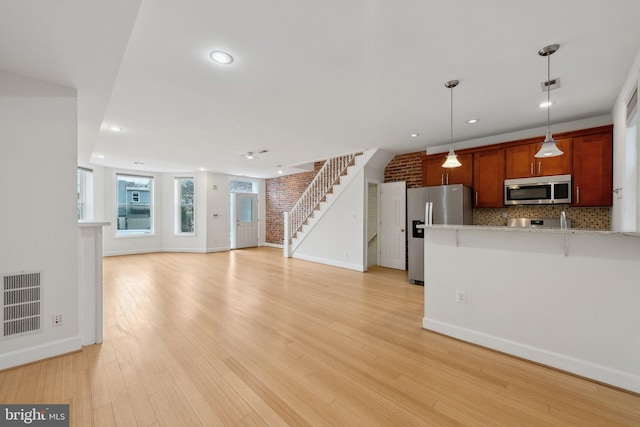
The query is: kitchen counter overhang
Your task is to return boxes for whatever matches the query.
[417,223,640,237]
[420,225,640,393]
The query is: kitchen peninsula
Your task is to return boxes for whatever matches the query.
[419,224,640,393]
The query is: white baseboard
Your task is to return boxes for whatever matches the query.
[104,247,232,256]
[103,248,161,257]
[422,317,640,394]
[293,253,364,272]
[206,246,230,253]
[262,242,284,249]
[163,248,208,253]
[0,336,82,371]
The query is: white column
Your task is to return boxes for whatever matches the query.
[78,221,109,345]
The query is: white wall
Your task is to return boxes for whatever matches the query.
[0,70,81,368]
[101,168,164,256]
[98,169,264,255]
[611,48,640,232]
[423,227,640,393]
[161,172,207,252]
[293,149,391,271]
[206,172,232,252]
[295,170,366,271]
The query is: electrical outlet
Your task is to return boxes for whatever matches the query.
[53,314,63,327]
[455,290,467,304]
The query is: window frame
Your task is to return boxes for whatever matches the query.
[174,176,195,236]
[77,167,93,220]
[115,173,154,237]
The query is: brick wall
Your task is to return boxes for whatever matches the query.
[383,150,425,188]
[265,162,324,245]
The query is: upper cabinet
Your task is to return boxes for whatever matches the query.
[572,131,613,207]
[473,148,505,208]
[416,125,612,208]
[505,138,572,179]
[422,153,473,187]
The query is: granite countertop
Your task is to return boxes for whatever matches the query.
[416,224,640,237]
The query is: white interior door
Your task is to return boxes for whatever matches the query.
[233,193,259,249]
[379,181,406,270]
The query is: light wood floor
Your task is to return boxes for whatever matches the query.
[1,248,639,426]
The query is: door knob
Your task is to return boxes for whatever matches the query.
[400,229,405,232]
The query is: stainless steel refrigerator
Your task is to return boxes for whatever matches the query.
[407,184,473,284]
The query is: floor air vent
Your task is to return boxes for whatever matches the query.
[2,271,41,339]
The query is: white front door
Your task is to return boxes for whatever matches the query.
[231,193,259,249]
[379,181,406,270]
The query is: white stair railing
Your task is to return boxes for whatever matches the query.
[285,152,360,252]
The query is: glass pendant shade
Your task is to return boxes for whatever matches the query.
[535,129,564,158]
[442,147,462,168]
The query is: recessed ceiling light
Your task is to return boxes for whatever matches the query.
[209,50,234,65]
[277,165,283,174]
[97,154,105,159]
[109,126,122,132]
[467,119,479,124]
[133,161,144,165]
[245,152,254,159]
[199,167,207,171]
[539,101,553,108]
[410,133,419,138]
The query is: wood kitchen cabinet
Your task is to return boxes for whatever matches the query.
[473,148,505,208]
[505,138,572,179]
[422,153,473,187]
[572,131,613,207]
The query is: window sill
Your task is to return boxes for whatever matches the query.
[115,231,155,238]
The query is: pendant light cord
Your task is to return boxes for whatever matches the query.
[547,51,551,130]
[450,85,454,147]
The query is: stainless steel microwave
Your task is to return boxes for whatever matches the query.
[504,174,572,205]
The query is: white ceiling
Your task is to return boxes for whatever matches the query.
[2,0,640,178]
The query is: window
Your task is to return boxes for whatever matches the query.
[239,196,254,222]
[174,177,195,234]
[77,168,93,220]
[116,174,153,235]
[229,180,256,193]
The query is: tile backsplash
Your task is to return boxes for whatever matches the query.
[474,206,610,230]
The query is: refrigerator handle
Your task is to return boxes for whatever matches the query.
[425,202,433,226]
[424,202,428,227]
[429,202,433,225]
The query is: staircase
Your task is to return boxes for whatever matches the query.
[284,149,376,257]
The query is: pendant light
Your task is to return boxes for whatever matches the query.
[535,44,563,158]
[442,80,462,168]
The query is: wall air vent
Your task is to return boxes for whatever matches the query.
[2,271,42,339]
[541,78,561,92]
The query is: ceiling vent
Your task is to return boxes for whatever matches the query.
[541,78,561,92]
[242,149,269,159]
